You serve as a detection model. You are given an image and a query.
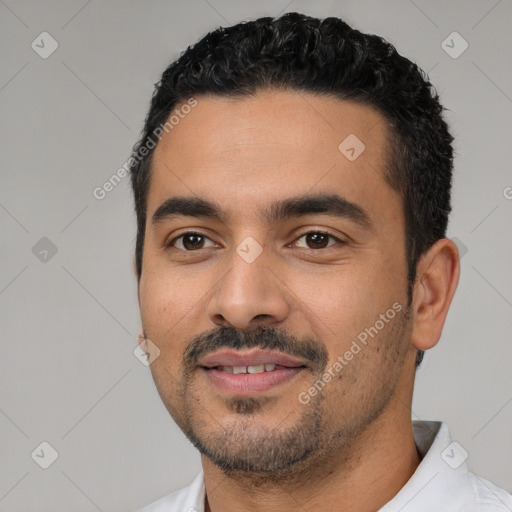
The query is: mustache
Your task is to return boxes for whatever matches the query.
[184,326,328,374]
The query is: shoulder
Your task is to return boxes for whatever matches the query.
[465,472,512,511]
[135,473,204,512]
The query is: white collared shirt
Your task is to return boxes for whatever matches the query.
[136,421,512,511]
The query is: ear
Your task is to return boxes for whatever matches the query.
[410,238,460,351]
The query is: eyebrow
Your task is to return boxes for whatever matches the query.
[152,194,373,230]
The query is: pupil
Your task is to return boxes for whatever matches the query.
[184,234,203,250]
[307,233,328,248]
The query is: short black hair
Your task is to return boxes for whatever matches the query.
[129,12,455,367]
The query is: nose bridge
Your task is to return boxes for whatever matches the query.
[206,242,289,329]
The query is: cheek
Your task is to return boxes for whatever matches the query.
[299,261,363,305]
[291,260,405,353]
[138,271,185,356]
[138,267,215,362]
[139,263,199,319]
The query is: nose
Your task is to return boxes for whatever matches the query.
[206,247,290,330]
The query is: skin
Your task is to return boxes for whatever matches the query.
[136,89,460,512]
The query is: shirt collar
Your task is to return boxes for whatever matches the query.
[190,421,474,512]
[379,420,471,511]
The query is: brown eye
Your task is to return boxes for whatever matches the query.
[305,233,329,249]
[293,231,341,250]
[169,232,216,251]
[182,234,204,250]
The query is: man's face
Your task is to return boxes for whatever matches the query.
[138,90,416,478]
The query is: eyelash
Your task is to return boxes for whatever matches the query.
[166,230,344,251]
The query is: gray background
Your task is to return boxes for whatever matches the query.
[1,0,511,510]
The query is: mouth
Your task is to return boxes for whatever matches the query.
[198,349,308,396]
[210,363,284,374]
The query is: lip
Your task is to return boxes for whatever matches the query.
[198,349,308,396]
[201,366,305,396]
[199,348,307,369]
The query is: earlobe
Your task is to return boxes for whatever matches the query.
[410,238,460,351]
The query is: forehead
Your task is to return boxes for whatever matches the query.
[148,89,401,229]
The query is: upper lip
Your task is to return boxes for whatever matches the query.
[199,348,308,369]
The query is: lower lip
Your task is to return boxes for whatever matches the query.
[201,367,305,396]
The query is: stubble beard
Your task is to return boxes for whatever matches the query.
[154,306,412,485]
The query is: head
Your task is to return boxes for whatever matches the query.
[130,13,459,480]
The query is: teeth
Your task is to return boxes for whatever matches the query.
[219,364,277,373]
[247,364,265,374]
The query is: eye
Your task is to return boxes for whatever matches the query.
[292,231,343,250]
[167,232,217,251]
[166,230,343,252]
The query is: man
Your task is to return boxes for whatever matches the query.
[131,12,511,512]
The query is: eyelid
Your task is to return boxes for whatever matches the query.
[165,229,346,251]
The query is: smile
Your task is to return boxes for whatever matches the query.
[198,349,308,396]
[215,364,278,373]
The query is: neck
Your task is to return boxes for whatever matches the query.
[202,396,421,512]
